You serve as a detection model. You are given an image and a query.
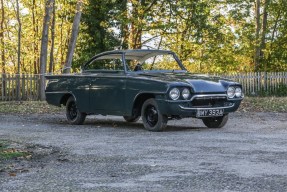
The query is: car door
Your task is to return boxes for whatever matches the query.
[88,54,126,114]
[71,76,91,112]
[90,74,126,114]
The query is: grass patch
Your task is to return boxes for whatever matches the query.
[0,101,64,114]
[0,141,31,160]
[239,97,287,113]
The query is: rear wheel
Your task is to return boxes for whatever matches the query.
[66,96,86,125]
[202,114,228,128]
[141,98,167,132]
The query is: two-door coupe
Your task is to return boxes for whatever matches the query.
[45,49,243,131]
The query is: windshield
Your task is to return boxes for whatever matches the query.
[125,53,184,72]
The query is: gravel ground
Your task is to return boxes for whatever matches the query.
[0,112,287,192]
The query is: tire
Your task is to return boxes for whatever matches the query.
[202,114,228,128]
[123,115,140,123]
[141,98,168,132]
[66,96,86,125]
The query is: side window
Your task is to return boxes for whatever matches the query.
[86,55,124,71]
[126,59,140,71]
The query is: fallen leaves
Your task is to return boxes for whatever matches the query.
[0,147,31,160]
[0,141,32,177]
[9,172,17,177]
[0,101,64,115]
[1,141,63,178]
[238,97,287,113]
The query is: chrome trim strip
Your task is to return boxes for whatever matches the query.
[190,94,227,101]
[45,91,70,94]
[165,94,230,103]
[179,103,235,110]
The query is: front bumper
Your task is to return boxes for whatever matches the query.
[157,94,243,118]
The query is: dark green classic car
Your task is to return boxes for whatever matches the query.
[45,49,243,131]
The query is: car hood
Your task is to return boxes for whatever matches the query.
[137,72,231,93]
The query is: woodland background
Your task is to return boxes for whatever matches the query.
[0,0,287,76]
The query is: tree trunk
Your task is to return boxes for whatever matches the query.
[60,1,65,69]
[254,0,261,71]
[267,9,281,69]
[49,0,56,73]
[16,0,21,100]
[120,0,129,49]
[39,0,54,100]
[0,0,5,73]
[32,0,39,74]
[0,0,6,98]
[128,1,142,49]
[261,0,269,71]
[63,0,83,74]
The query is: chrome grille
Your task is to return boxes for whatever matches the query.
[190,94,228,108]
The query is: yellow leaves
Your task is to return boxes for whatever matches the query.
[2,148,20,154]
[100,21,109,28]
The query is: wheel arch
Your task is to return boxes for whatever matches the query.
[60,93,76,106]
[131,93,158,116]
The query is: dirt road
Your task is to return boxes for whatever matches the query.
[0,112,287,191]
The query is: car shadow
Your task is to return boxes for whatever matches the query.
[82,117,207,132]
[44,115,208,132]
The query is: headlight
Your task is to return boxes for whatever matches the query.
[182,88,190,100]
[227,87,235,98]
[169,88,180,100]
[235,87,242,97]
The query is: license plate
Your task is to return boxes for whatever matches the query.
[196,109,224,117]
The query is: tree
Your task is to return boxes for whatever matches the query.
[15,0,21,100]
[254,0,261,71]
[124,0,159,49]
[0,0,5,73]
[64,0,83,73]
[15,0,21,75]
[264,0,287,71]
[0,0,6,98]
[39,0,55,100]
[73,0,122,68]
[0,0,286,77]
[49,0,56,73]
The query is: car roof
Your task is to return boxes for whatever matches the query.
[93,49,174,61]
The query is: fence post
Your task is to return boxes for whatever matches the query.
[16,73,20,101]
[36,74,40,100]
[264,71,267,92]
[21,73,25,100]
[7,74,11,101]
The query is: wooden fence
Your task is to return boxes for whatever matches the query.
[219,72,287,96]
[0,72,286,101]
[0,74,40,101]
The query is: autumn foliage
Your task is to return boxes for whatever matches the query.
[0,0,287,75]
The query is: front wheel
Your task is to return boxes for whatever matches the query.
[202,114,228,128]
[66,96,86,125]
[141,98,167,132]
